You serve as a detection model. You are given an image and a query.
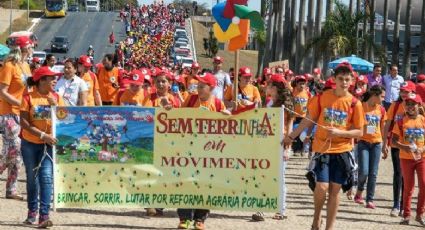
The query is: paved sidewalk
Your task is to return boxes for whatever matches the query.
[0,8,27,35]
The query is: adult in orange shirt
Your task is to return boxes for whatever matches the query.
[114,70,145,106]
[143,70,179,109]
[292,75,311,155]
[416,74,425,103]
[354,85,387,209]
[392,93,425,225]
[97,54,120,105]
[20,66,64,228]
[78,55,102,106]
[382,80,415,217]
[224,66,261,110]
[284,63,365,230]
[0,48,26,200]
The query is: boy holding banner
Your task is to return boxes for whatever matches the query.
[177,72,228,229]
[284,63,365,230]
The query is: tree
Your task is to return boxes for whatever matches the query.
[203,38,210,56]
[264,0,275,65]
[313,0,324,69]
[208,31,219,57]
[402,0,412,78]
[418,1,425,73]
[290,0,298,69]
[257,0,268,76]
[283,0,292,60]
[361,0,369,60]
[349,0,353,15]
[381,0,389,71]
[306,0,315,72]
[368,0,376,62]
[274,0,285,61]
[392,0,401,67]
[295,0,306,72]
[355,0,361,55]
[307,0,368,59]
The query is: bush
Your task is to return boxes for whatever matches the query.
[19,0,43,10]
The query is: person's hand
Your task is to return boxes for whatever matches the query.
[112,83,120,89]
[163,104,173,110]
[42,134,57,145]
[382,145,388,159]
[283,150,289,161]
[221,109,231,115]
[47,95,57,106]
[282,135,294,146]
[326,127,342,138]
[240,99,253,106]
[303,136,311,144]
[160,97,170,107]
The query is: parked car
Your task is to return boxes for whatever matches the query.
[6,31,38,48]
[32,51,47,63]
[174,41,188,49]
[176,37,189,44]
[68,4,80,12]
[51,36,70,53]
[180,57,194,69]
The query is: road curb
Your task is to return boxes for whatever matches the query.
[28,13,44,32]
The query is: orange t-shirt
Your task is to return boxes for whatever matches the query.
[81,72,100,106]
[0,61,25,115]
[387,101,406,147]
[97,66,119,102]
[20,91,64,144]
[292,88,310,117]
[308,90,365,154]
[142,93,179,108]
[117,89,144,106]
[224,84,261,104]
[360,103,387,143]
[185,75,198,94]
[392,115,425,160]
[182,95,226,112]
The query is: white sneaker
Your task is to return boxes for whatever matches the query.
[390,208,399,217]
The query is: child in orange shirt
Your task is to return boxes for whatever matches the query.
[20,66,64,228]
[224,66,261,110]
[292,75,311,155]
[392,93,425,225]
[142,71,179,108]
[284,63,364,230]
[354,85,387,209]
[78,55,102,106]
[114,70,144,106]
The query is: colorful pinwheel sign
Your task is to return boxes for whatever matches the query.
[212,0,265,51]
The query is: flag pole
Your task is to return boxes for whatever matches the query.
[233,49,240,110]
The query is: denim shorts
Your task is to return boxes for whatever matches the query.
[314,153,349,185]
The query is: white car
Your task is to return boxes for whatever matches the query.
[180,57,194,69]
[51,64,64,74]
[32,51,47,63]
[176,37,189,44]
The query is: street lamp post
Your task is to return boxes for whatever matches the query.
[27,0,30,23]
[9,0,12,34]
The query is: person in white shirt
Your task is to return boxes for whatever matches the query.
[55,59,88,106]
[212,56,232,100]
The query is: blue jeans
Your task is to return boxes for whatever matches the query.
[357,141,382,202]
[21,140,53,216]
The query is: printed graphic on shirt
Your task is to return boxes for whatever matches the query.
[33,105,52,120]
[365,114,380,128]
[395,114,403,122]
[122,102,138,106]
[188,83,198,93]
[294,97,308,112]
[404,128,425,143]
[323,108,348,126]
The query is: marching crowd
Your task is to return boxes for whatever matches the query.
[1,2,425,230]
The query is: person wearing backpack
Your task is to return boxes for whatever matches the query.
[391,93,425,226]
[353,85,387,209]
[284,63,365,230]
[382,81,416,217]
[20,66,64,228]
[78,55,102,106]
[177,73,229,230]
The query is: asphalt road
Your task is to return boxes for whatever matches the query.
[33,11,125,63]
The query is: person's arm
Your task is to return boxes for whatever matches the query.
[391,134,410,153]
[0,83,20,106]
[284,115,315,144]
[382,120,392,148]
[20,112,56,145]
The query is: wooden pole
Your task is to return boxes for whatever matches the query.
[233,50,240,110]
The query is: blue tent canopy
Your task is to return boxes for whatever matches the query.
[0,44,10,60]
[328,55,374,73]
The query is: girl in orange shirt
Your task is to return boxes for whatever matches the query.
[114,70,145,106]
[354,85,387,209]
[0,48,26,200]
[78,55,102,106]
[392,93,425,225]
[142,71,179,108]
[20,66,64,228]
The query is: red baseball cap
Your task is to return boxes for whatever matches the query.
[263,68,272,76]
[15,36,33,49]
[304,73,313,81]
[151,67,163,77]
[213,56,223,63]
[173,75,185,84]
[239,66,252,77]
[269,74,286,84]
[356,75,368,84]
[32,57,40,63]
[324,78,336,89]
[191,62,200,69]
[195,73,217,88]
[32,66,60,82]
[354,88,365,97]
[285,69,294,76]
[336,61,354,72]
[128,70,144,85]
[140,68,151,76]
[417,74,425,81]
[405,93,422,104]
[313,68,321,75]
[295,75,307,82]
[78,55,92,67]
[400,81,416,92]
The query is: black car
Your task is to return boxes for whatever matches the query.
[51,36,70,53]
[68,4,79,12]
